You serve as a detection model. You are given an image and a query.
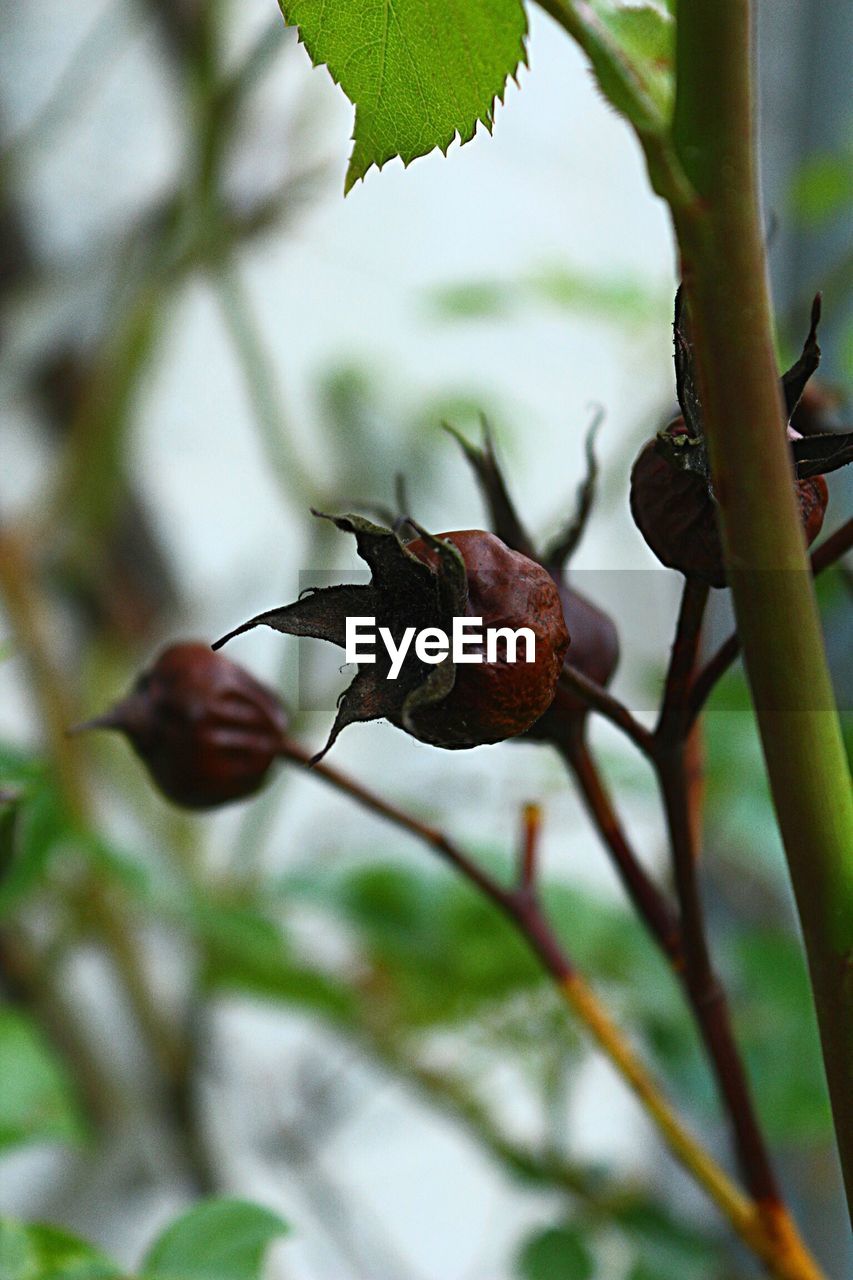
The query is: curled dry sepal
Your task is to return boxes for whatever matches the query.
[630,290,853,588]
[73,643,287,809]
[214,512,569,757]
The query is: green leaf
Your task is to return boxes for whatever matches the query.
[0,761,67,918]
[553,0,673,132]
[0,1009,86,1152]
[0,1220,120,1280]
[589,3,674,119]
[515,1224,594,1280]
[729,928,833,1142]
[322,861,543,1025]
[141,1200,288,1280]
[278,0,528,192]
[617,1201,722,1280]
[280,859,680,1032]
[427,264,661,324]
[194,898,353,1020]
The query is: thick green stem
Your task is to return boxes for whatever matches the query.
[673,0,853,1210]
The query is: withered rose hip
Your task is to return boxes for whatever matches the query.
[445,418,619,732]
[630,420,829,588]
[404,530,570,748]
[78,643,287,809]
[213,514,570,757]
[630,290,843,587]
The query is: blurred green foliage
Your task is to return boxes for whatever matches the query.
[515,1223,594,1280]
[426,265,664,325]
[0,1201,288,1280]
[0,1009,85,1153]
[790,147,853,227]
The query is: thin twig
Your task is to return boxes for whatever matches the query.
[358,1027,641,1211]
[0,530,191,1122]
[652,580,781,1209]
[557,666,655,757]
[534,0,698,214]
[557,727,683,966]
[215,261,320,504]
[275,737,821,1276]
[656,580,710,743]
[688,517,853,725]
[517,802,542,893]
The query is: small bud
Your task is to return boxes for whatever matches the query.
[76,643,287,809]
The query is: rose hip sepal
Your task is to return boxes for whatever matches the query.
[213,513,569,758]
[74,643,287,809]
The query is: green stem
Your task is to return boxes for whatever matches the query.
[672,0,853,1211]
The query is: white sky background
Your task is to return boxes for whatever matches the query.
[3,0,836,1276]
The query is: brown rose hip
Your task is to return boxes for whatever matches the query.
[630,420,829,588]
[76,643,287,809]
[403,530,570,747]
[213,514,570,757]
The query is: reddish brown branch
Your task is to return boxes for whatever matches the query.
[652,579,780,1205]
[277,734,821,1273]
[557,666,654,756]
[657,580,710,743]
[558,729,683,966]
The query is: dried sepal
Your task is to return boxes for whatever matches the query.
[673,286,703,438]
[214,511,470,760]
[542,407,604,572]
[782,294,822,418]
[446,414,620,724]
[790,431,853,480]
[663,290,840,490]
[443,418,537,559]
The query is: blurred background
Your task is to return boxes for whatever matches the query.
[0,0,851,1276]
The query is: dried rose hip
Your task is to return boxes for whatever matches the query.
[630,421,829,588]
[76,643,287,809]
[447,418,620,727]
[629,291,843,587]
[213,514,569,756]
[403,529,570,747]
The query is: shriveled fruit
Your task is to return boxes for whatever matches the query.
[403,529,570,747]
[214,515,569,756]
[630,291,839,587]
[630,421,829,588]
[76,643,287,809]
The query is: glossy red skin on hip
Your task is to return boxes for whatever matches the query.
[403,530,570,747]
[110,643,287,809]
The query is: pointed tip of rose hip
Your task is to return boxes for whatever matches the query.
[67,710,124,737]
